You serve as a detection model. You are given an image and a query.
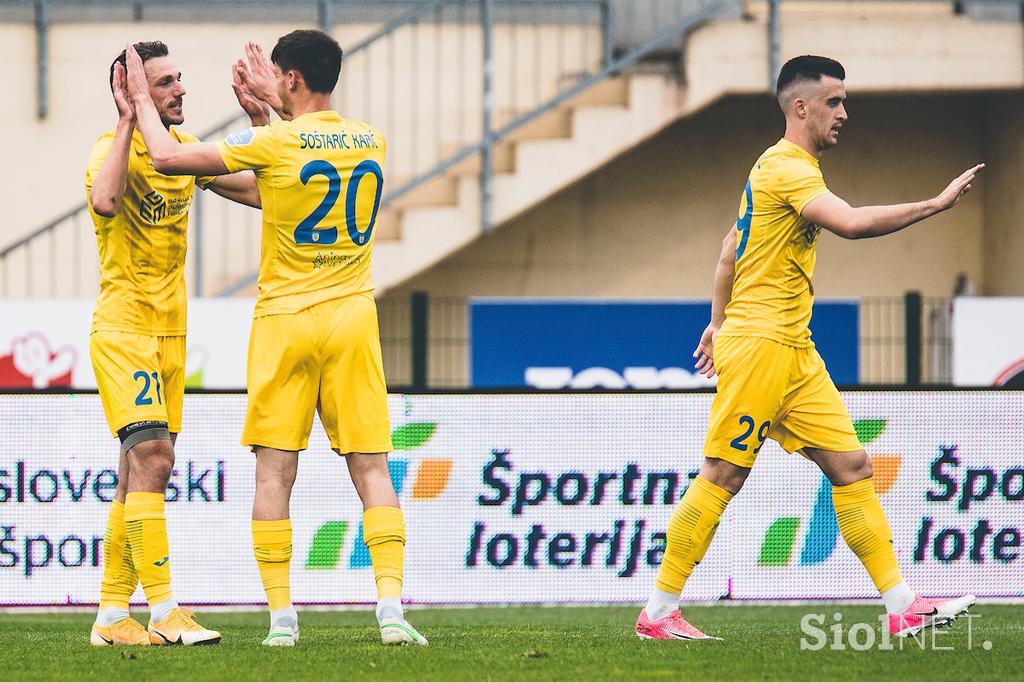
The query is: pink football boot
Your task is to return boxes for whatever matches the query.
[888,594,976,637]
[635,609,722,641]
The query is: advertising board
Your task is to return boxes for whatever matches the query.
[470,300,860,388]
[953,298,1024,387]
[1,391,1020,606]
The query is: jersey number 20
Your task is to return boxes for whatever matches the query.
[295,159,383,247]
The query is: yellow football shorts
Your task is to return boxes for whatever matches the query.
[703,334,861,468]
[243,292,393,454]
[90,331,186,436]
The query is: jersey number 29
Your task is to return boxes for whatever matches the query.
[735,180,753,260]
[295,159,383,247]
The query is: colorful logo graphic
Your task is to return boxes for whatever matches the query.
[758,419,901,567]
[305,423,452,570]
[0,332,76,389]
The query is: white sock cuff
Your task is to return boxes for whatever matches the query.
[149,600,179,625]
[644,588,679,621]
[270,606,299,628]
[95,606,131,627]
[376,597,403,622]
[881,582,916,614]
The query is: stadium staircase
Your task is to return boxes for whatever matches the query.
[213,0,741,296]
[0,0,741,297]
[3,0,1020,297]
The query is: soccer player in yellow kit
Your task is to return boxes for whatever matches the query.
[87,41,262,646]
[636,56,984,641]
[125,30,426,647]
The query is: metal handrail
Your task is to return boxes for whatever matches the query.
[0,203,83,260]
[3,0,609,267]
[382,0,730,207]
[193,0,449,144]
[215,0,730,297]
[5,0,734,298]
[0,0,460,298]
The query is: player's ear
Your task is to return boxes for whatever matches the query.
[792,97,808,120]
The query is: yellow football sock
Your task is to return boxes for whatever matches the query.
[656,476,733,594]
[252,519,293,611]
[833,478,903,593]
[124,492,173,607]
[363,506,405,600]
[99,500,138,609]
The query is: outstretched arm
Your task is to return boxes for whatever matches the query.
[693,226,737,379]
[206,172,261,208]
[90,63,135,218]
[124,44,230,177]
[803,163,984,240]
[199,68,268,209]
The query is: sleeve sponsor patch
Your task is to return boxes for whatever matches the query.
[224,128,256,147]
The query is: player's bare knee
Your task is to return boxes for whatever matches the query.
[254,448,299,490]
[128,440,174,480]
[255,467,296,496]
[700,457,750,494]
[811,448,872,486]
[345,452,389,479]
[121,422,175,484]
[850,451,873,482]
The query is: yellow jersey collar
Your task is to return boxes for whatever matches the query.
[293,110,342,124]
[777,138,820,167]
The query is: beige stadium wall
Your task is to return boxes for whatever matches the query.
[388,91,1023,300]
[0,21,317,241]
[980,92,1024,296]
[0,19,600,249]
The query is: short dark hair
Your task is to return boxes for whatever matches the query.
[109,41,169,88]
[776,55,845,96]
[271,29,343,94]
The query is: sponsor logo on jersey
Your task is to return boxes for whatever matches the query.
[224,128,256,147]
[140,191,167,223]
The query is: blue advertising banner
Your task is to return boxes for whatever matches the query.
[470,300,859,388]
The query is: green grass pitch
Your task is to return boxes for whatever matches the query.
[2,605,1021,680]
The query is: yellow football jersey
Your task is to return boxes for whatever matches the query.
[718,138,830,348]
[85,128,212,335]
[216,111,386,317]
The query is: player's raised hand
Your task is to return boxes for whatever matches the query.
[693,323,718,379]
[232,64,270,126]
[111,62,135,122]
[935,163,985,211]
[240,41,278,102]
[124,43,149,103]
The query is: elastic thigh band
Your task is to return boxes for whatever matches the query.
[118,420,171,451]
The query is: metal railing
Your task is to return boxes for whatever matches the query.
[11,1,1014,298]
[379,292,956,389]
[216,0,736,295]
[1,0,739,298]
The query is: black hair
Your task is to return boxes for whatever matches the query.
[109,41,169,88]
[270,29,343,94]
[776,55,846,96]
